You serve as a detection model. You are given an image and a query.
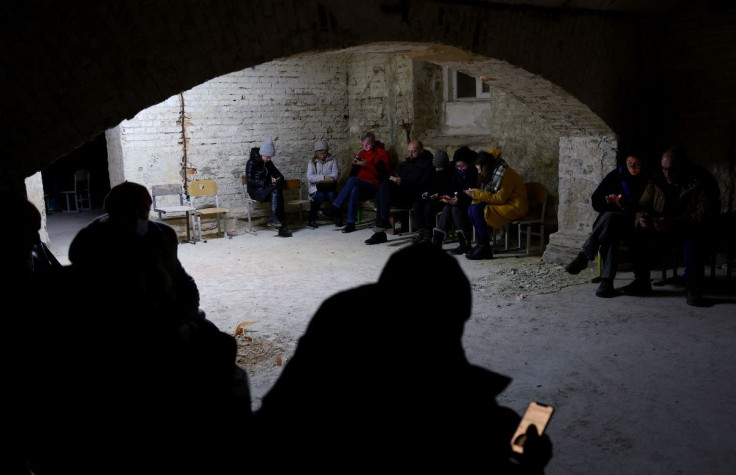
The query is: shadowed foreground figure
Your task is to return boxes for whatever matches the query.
[24,182,251,475]
[255,244,553,472]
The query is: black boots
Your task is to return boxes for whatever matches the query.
[365,231,388,245]
[308,201,319,228]
[565,251,589,275]
[278,225,292,237]
[449,230,472,255]
[595,278,618,298]
[267,191,283,228]
[430,228,446,248]
[412,228,432,245]
[466,238,493,260]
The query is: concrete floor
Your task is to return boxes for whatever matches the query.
[45,209,736,475]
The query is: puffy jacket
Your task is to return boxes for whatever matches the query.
[471,166,528,228]
[246,148,284,198]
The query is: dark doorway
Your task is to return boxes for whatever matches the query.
[42,132,111,213]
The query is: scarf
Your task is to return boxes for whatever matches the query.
[489,158,508,193]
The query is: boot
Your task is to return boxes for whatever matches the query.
[308,201,319,228]
[565,251,589,275]
[267,192,283,227]
[322,203,339,219]
[412,228,428,244]
[449,230,472,255]
[430,228,446,249]
[466,238,493,260]
[278,225,293,237]
[595,278,618,298]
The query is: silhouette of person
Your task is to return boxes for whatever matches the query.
[25,182,251,474]
[254,244,553,472]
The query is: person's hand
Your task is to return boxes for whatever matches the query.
[464,188,475,197]
[639,214,651,229]
[271,176,281,184]
[448,196,458,205]
[352,156,365,166]
[515,424,553,471]
[324,176,334,181]
[390,175,401,184]
[421,192,429,200]
[653,216,668,232]
[605,194,621,205]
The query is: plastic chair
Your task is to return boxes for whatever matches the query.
[59,169,92,212]
[285,179,310,223]
[504,182,548,255]
[151,183,195,242]
[187,179,230,242]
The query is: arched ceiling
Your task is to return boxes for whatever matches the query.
[0,0,691,188]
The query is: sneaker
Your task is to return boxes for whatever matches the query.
[341,222,356,233]
[278,226,293,237]
[365,231,387,245]
[565,251,589,275]
[308,220,318,229]
[335,216,344,227]
[466,243,494,260]
[595,279,619,298]
[620,278,652,296]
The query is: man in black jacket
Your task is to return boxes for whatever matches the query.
[365,140,433,245]
[245,139,292,237]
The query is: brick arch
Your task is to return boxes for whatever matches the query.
[5,1,640,260]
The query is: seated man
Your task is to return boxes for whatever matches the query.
[365,139,433,245]
[322,131,390,233]
[245,139,292,237]
[621,146,721,306]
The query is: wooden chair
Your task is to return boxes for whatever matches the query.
[356,199,414,235]
[240,176,257,235]
[503,182,548,255]
[187,179,230,242]
[151,183,196,242]
[284,179,310,223]
[59,169,92,212]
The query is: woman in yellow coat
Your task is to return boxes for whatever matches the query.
[464,149,528,260]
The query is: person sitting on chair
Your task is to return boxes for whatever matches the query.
[465,149,528,260]
[621,146,721,307]
[306,140,339,229]
[322,131,390,234]
[246,139,292,237]
[564,150,650,298]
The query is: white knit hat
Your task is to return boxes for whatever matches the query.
[260,139,276,157]
[314,140,328,152]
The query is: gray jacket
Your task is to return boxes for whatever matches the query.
[307,155,339,196]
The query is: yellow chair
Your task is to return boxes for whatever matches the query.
[187,179,230,242]
[503,182,548,255]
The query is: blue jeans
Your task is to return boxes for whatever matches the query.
[332,177,377,223]
[311,190,336,207]
[468,203,488,239]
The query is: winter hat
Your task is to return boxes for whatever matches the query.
[314,140,328,152]
[260,139,276,157]
[486,148,502,160]
[432,150,449,168]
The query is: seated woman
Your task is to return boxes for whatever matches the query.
[564,150,650,298]
[465,149,528,260]
[306,139,339,228]
[245,139,292,237]
[430,147,478,254]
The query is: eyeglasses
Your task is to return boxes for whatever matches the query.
[626,162,642,169]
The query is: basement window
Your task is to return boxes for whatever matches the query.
[449,69,491,100]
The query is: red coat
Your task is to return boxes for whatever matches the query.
[355,142,390,188]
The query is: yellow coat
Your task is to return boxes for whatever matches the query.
[471,167,528,228]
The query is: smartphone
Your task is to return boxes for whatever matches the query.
[510,402,554,454]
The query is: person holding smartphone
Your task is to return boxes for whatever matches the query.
[253,244,553,472]
[245,139,292,237]
[321,131,390,233]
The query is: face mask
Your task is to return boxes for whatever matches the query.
[136,219,149,237]
[458,170,467,177]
